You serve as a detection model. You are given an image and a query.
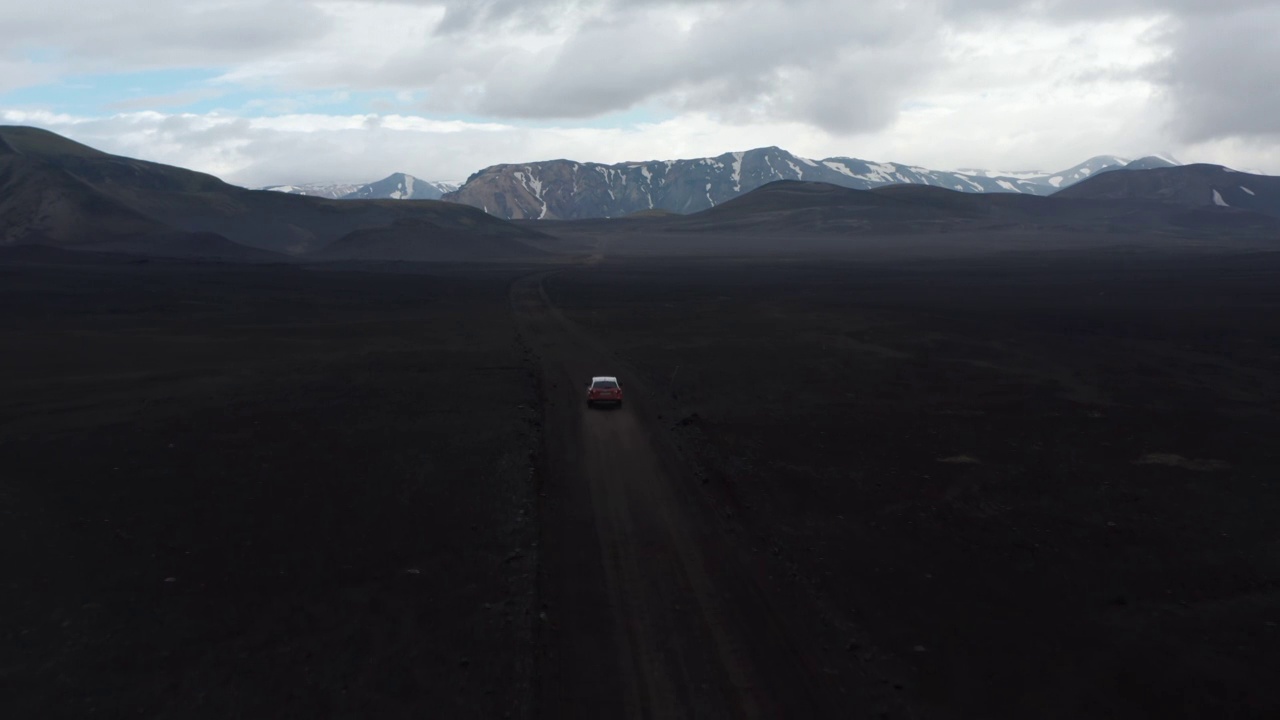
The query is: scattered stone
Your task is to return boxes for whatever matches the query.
[937,455,980,465]
[1135,453,1230,472]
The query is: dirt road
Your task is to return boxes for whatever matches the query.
[512,272,910,719]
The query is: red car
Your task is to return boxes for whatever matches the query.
[586,376,623,408]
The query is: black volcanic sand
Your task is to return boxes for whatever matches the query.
[0,254,541,718]
[543,248,1280,718]
[4,244,1280,718]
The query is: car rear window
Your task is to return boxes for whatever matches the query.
[594,380,618,389]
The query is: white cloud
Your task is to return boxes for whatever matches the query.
[3,0,1279,181]
[1,108,840,185]
[864,15,1177,172]
[1158,3,1280,143]
[0,58,60,93]
[2,1,330,70]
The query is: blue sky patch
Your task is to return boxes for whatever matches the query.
[3,65,677,133]
[1,68,224,114]
[0,68,395,118]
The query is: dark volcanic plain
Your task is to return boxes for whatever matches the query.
[0,252,542,718]
[4,173,1280,715]
[541,249,1280,718]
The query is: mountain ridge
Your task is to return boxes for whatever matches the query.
[1055,163,1280,219]
[0,125,549,261]
[442,148,1180,220]
[604,178,1280,239]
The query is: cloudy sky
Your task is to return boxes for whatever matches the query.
[2,0,1277,187]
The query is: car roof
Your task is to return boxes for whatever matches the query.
[591,376,619,383]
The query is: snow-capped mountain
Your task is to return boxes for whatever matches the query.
[1120,155,1181,171]
[1026,155,1132,190]
[260,173,460,201]
[442,149,1154,220]
[341,173,460,200]
[259,182,363,200]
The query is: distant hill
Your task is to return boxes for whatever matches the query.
[656,181,1024,234]
[262,173,460,200]
[311,216,552,262]
[442,149,1150,220]
[648,179,1280,237]
[0,127,273,261]
[1054,164,1280,219]
[0,126,549,261]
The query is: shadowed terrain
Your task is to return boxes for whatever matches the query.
[541,249,1280,718]
[0,253,543,718]
[3,128,1280,718]
[0,126,552,260]
[1056,163,1280,218]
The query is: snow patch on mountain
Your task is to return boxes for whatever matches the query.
[823,161,856,178]
[868,163,897,179]
[261,182,362,199]
[442,148,1191,220]
[957,168,1045,180]
[595,166,616,199]
[514,169,548,219]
